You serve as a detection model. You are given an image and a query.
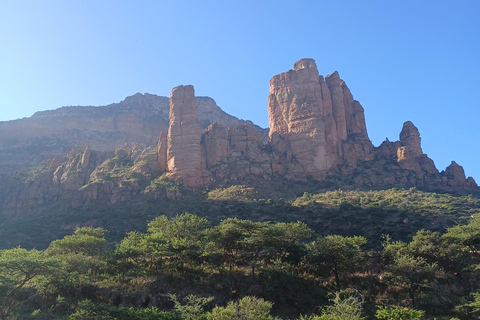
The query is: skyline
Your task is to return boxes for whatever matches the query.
[1,1,479,180]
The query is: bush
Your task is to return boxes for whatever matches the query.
[207,296,280,320]
[375,306,424,320]
[68,300,179,320]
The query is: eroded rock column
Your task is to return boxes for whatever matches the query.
[166,85,206,187]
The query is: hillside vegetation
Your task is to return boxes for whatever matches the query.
[1,186,480,319]
[1,183,478,251]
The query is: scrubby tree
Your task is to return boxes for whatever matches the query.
[441,214,480,272]
[375,306,424,320]
[304,235,367,288]
[47,227,107,256]
[207,296,280,320]
[382,236,438,308]
[0,247,58,320]
[442,215,480,252]
[146,213,211,274]
[300,291,365,320]
[211,218,312,277]
[44,227,109,296]
[68,299,179,320]
[169,294,213,320]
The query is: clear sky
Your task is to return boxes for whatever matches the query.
[1,1,479,181]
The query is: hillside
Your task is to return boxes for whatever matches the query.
[0,58,478,249]
[1,58,480,319]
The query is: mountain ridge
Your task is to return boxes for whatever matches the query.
[0,58,477,220]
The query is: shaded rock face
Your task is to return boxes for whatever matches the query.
[444,161,478,188]
[201,123,229,169]
[201,121,272,182]
[268,58,373,178]
[165,85,207,188]
[1,144,165,215]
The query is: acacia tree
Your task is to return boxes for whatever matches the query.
[44,227,109,297]
[441,214,480,273]
[375,306,425,320]
[382,235,439,308]
[211,218,271,276]
[0,247,58,320]
[299,291,365,320]
[146,213,211,275]
[442,214,480,252]
[211,218,312,277]
[387,254,437,308]
[114,231,165,279]
[304,235,367,288]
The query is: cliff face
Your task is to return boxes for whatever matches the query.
[165,86,207,188]
[158,59,476,189]
[268,58,373,178]
[0,58,477,216]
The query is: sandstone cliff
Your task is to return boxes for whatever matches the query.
[268,58,373,179]
[0,58,477,216]
[165,86,207,187]
[159,59,476,190]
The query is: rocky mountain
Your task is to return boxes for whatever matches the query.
[0,93,267,177]
[160,58,477,189]
[0,58,477,217]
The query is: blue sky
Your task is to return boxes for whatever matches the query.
[1,1,479,180]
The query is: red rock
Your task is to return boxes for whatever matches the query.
[202,123,229,168]
[444,161,477,187]
[268,58,373,178]
[166,85,207,187]
[396,121,437,176]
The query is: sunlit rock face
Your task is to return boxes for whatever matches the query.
[395,121,437,177]
[165,85,207,188]
[268,58,373,179]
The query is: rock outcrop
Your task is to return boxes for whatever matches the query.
[156,59,476,190]
[444,161,478,188]
[0,58,478,216]
[165,86,207,188]
[0,93,265,177]
[268,58,373,179]
[395,121,437,177]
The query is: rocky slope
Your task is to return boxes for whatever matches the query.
[0,58,477,217]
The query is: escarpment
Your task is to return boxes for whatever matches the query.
[157,59,476,190]
[0,58,477,215]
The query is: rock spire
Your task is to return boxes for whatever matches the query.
[268,58,373,178]
[165,85,207,187]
